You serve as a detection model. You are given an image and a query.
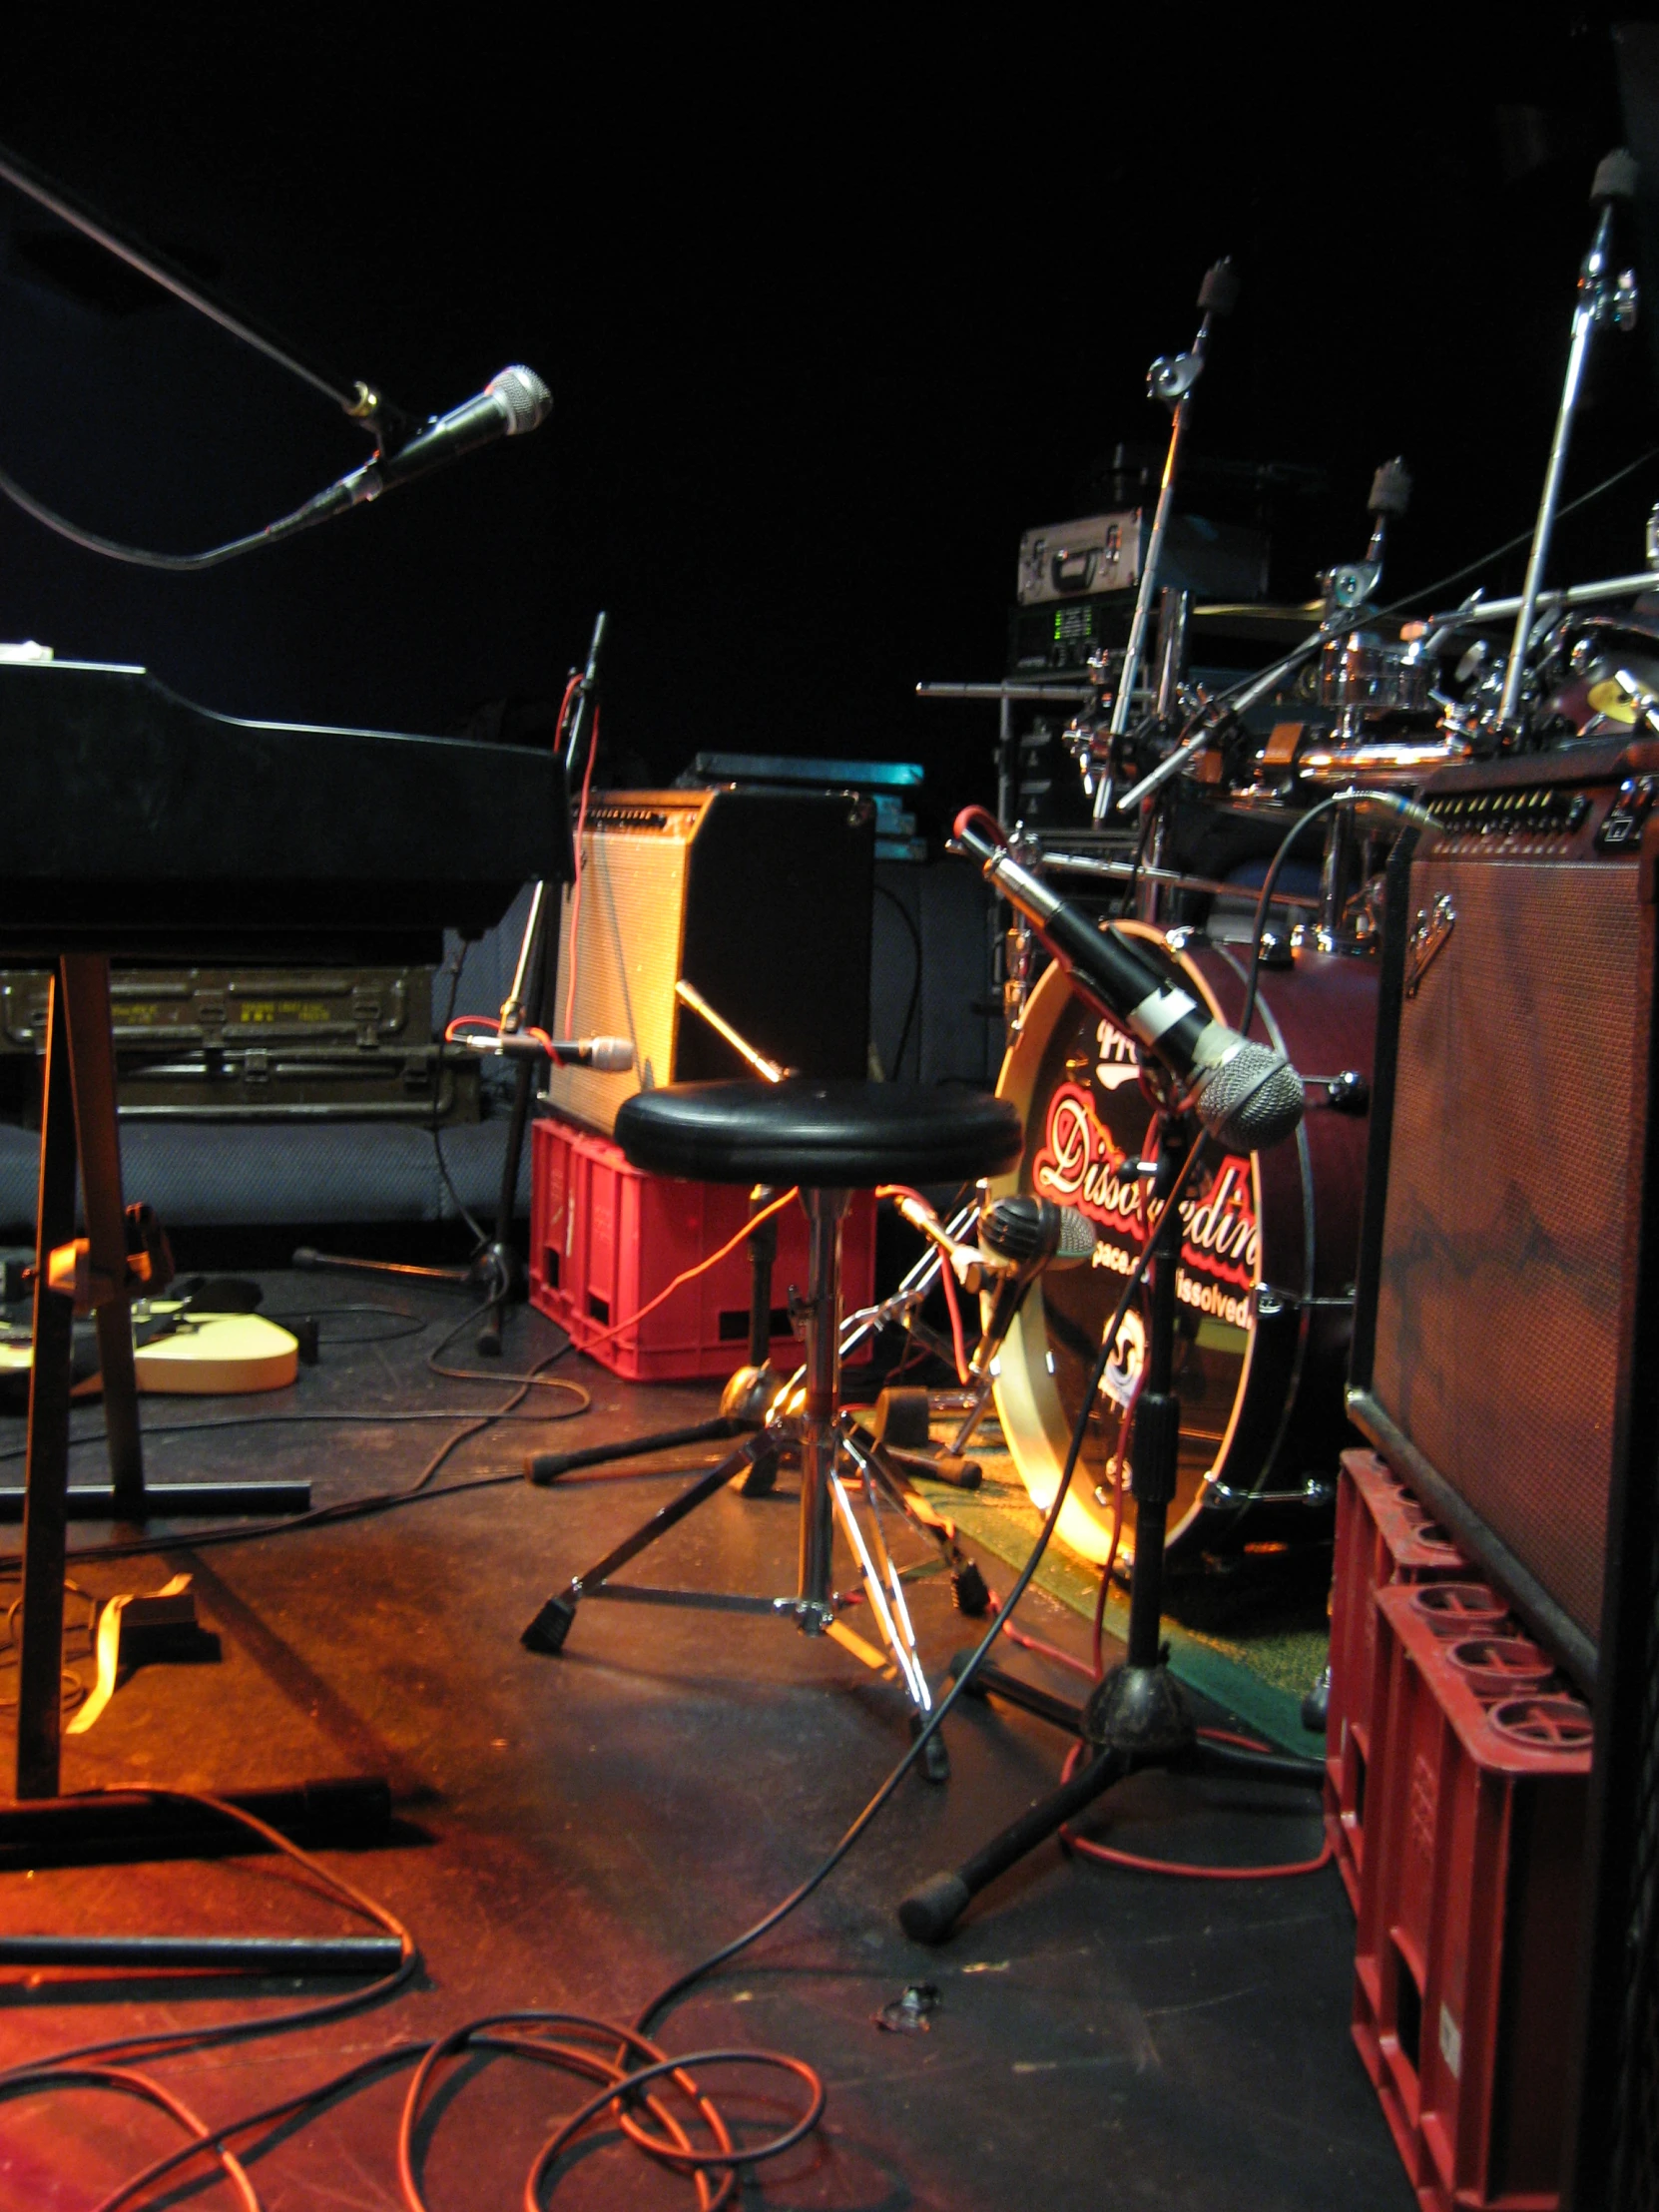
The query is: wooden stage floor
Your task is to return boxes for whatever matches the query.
[0,1275,1410,2210]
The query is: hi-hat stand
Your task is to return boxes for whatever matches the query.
[896,1113,1324,1943]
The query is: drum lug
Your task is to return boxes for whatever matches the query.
[1200,1473,1337,1513]
[1255,1283,1357,1316]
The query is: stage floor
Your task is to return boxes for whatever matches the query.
[0,1276,1410,2209]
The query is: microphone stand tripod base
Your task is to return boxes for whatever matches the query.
[896,1115,1323,1946]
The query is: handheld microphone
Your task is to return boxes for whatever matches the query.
[953,810,1305,1152]
[342,365,552,505]
[276,367,554,541]
[460,1032,634,1070]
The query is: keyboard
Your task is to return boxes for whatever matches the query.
[0,661,568,958]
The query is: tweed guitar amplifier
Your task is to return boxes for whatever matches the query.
[544,788,874,1134]
[1348,739,1659,2207]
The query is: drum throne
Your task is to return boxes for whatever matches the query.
[520,1077,1023,1779]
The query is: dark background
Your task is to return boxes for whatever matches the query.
[0,15,1657,842]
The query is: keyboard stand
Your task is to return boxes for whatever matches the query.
[10,955,310,1808]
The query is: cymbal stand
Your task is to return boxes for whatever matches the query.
[896,1110,1323,1943]
[1096,258,1238,823]
[1497,151,1638,734]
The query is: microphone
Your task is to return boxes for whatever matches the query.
[277,367,553,540]
[964,1196,1100,1387]
[459,1032,634,1070]
[978,1195,1098,1269]
[952,810,1305,1152]
[345,366,552,503]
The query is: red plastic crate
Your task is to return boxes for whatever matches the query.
[1354,1580,1591,2212]
[1327,1448,1470,1910]
[528,1112,875,1382]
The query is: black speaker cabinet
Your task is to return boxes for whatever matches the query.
[544,788,874,1134]
[1347,739,1659,2206]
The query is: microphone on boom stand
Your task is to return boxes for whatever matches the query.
[950,808,1305,1153]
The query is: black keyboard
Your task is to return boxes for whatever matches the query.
[0,661,568,959]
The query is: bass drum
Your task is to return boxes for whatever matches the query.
[990,926,1377,1564]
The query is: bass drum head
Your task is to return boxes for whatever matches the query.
[991,940,1263,1565]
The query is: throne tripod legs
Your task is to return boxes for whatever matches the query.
[521,1188,982,1781]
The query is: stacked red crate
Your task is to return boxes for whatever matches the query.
[1353,1579,1592,2212]
[528,1113,876,1382]
[1326,1448,1470,1909]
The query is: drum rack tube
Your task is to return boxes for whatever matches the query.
[1034,851,1321,910]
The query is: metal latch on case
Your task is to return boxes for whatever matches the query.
[1404,893,1455,997]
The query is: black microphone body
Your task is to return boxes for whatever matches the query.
[359,365,552,498]
[276,367,553,543]
[955,814,1304,1152]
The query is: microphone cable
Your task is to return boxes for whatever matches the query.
[634,1134,1210,2040]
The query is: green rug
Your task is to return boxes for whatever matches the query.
[913,1447,1330,1756]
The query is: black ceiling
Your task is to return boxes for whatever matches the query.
[0,15,1654,833]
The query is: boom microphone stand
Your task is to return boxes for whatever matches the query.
[896,1105,1323,1944]
[476,612,607,1355]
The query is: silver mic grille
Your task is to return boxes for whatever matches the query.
[585,1036,635,1072]
[1193,1038,1305,1152]
[1052,1206,1100,1260]
[486,364,553,434]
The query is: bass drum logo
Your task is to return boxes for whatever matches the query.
[1031,1073,1258,1335]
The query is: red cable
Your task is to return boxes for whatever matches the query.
[875,1184,970,1383]
[1056,1740,1332,1882]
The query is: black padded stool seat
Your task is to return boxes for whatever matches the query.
[615,1078,1022,1189]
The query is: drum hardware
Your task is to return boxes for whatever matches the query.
[1028,850,1322,911]
[1092,260,1239,827]
[1497,148,1639,731]
[1112,459,1415,819]
[895,1110,1325,1946]
[1155,586,1191,718]
[1318,457,1411,621]
[1305,1069,1370,1113]
[1201,1473,1336,1510]
[985,891,1379,1562]
[1427,568,1659,633]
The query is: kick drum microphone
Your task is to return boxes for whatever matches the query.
[971,1194,1101,1373]
[952,808,1305,1153]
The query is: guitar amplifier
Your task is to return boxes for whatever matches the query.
[1347,739,1659,2206]
[544,788,873,1134]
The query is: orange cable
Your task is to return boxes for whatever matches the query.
[573,1187,800,1351]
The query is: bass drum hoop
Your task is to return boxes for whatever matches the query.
[989,925,1308,1565]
